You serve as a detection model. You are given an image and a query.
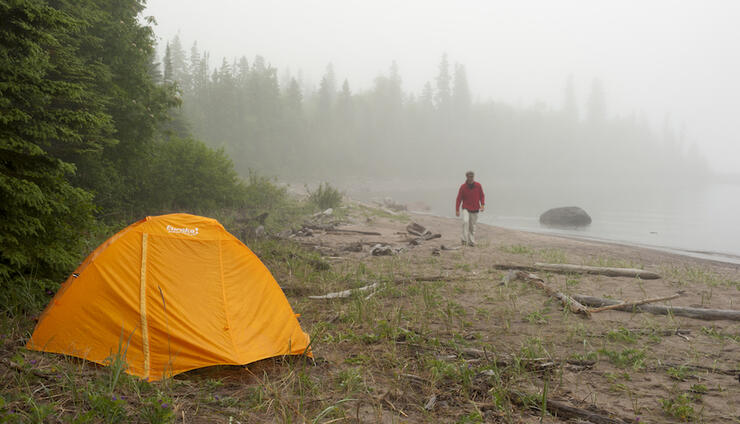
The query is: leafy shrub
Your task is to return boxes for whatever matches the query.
[140,137,247,213]
[307,182,342,210]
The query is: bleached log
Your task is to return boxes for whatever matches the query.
[533,263,660,279]
[573,295,740,321]
[308,283,379,299]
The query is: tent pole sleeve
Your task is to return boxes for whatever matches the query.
[140,233,150,380]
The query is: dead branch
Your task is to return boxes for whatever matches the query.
[589,293,683,313]
[1,358,52,380]
[308,283,379,299]
[573,295,740,321]
[510,271,591,317]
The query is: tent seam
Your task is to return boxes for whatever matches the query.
[140,233,151,380]
[219,239,239,362]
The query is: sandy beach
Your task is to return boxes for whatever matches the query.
[279,202,740,422]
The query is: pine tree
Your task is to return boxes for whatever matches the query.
[317,63,336,120]
[163,42,173,83]
[452,63,472,117]
[435,54,452,112]
[0,0,112,281]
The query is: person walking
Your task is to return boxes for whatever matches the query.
[455,171,485,246]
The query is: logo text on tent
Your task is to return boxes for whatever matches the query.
[166,225,199,236]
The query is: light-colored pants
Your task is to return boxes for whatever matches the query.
[461,209,478,245]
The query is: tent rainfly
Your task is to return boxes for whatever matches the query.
[27,213,311,380]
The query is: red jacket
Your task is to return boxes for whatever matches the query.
[456,182,485,213]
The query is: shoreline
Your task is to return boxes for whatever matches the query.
[405,207,740,266]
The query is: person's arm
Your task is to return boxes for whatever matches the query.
[479,185,485,212]
[456,186,463,216]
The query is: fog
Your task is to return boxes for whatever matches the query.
[145,0,740,174]
[143,1,740,256]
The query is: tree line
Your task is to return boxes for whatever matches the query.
[164,36,709,185]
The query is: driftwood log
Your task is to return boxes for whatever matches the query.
[510,391,629,424]
[573,295,740,321]
[534,263,661,279]
[511,271,591,317]
[538,398,629,424]
[494,263,660,279]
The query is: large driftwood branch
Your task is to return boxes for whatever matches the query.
[303,223,381,236]
[308,283,379,299]
[327,228,382,236]
[589,293,683,313]
[541,398,630,424]
[534,263,661,279]
[573,295,740,321]
[511,271,591,317]
[493,263,660,279]
[511,391,629,424]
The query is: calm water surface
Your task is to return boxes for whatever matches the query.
[346,180,740,263]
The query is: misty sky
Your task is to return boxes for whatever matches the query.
[144,0,739,173]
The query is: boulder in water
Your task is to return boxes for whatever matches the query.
[539,206,592,227]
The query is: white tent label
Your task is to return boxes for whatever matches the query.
[166,225,199,236]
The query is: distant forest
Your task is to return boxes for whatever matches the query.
[162,36,709,185]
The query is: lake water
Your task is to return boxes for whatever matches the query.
[345,180,740,264]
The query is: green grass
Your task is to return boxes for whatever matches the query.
[663,265,739,289]
[499,244,535,255]
[660,393,697,421]
[598,348,646,369]
[606,327,638,344]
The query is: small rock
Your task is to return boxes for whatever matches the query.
[370,244,394,256]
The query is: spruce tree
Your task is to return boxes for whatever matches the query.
[0,0,111,281]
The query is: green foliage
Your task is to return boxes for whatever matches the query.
[499,244,534,255]
[598,348,646,369]
[307,182,343,210]
[84,391,128,423]
[0,0,104,283]
[0,0,267,301]
[139,137,246,213]
[140,394,174,424]
[606,327,638,344]
[660,393,696,421]
[337,367,363,394]
[667,366,695,381]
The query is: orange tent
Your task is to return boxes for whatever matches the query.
[27,213,310,380]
